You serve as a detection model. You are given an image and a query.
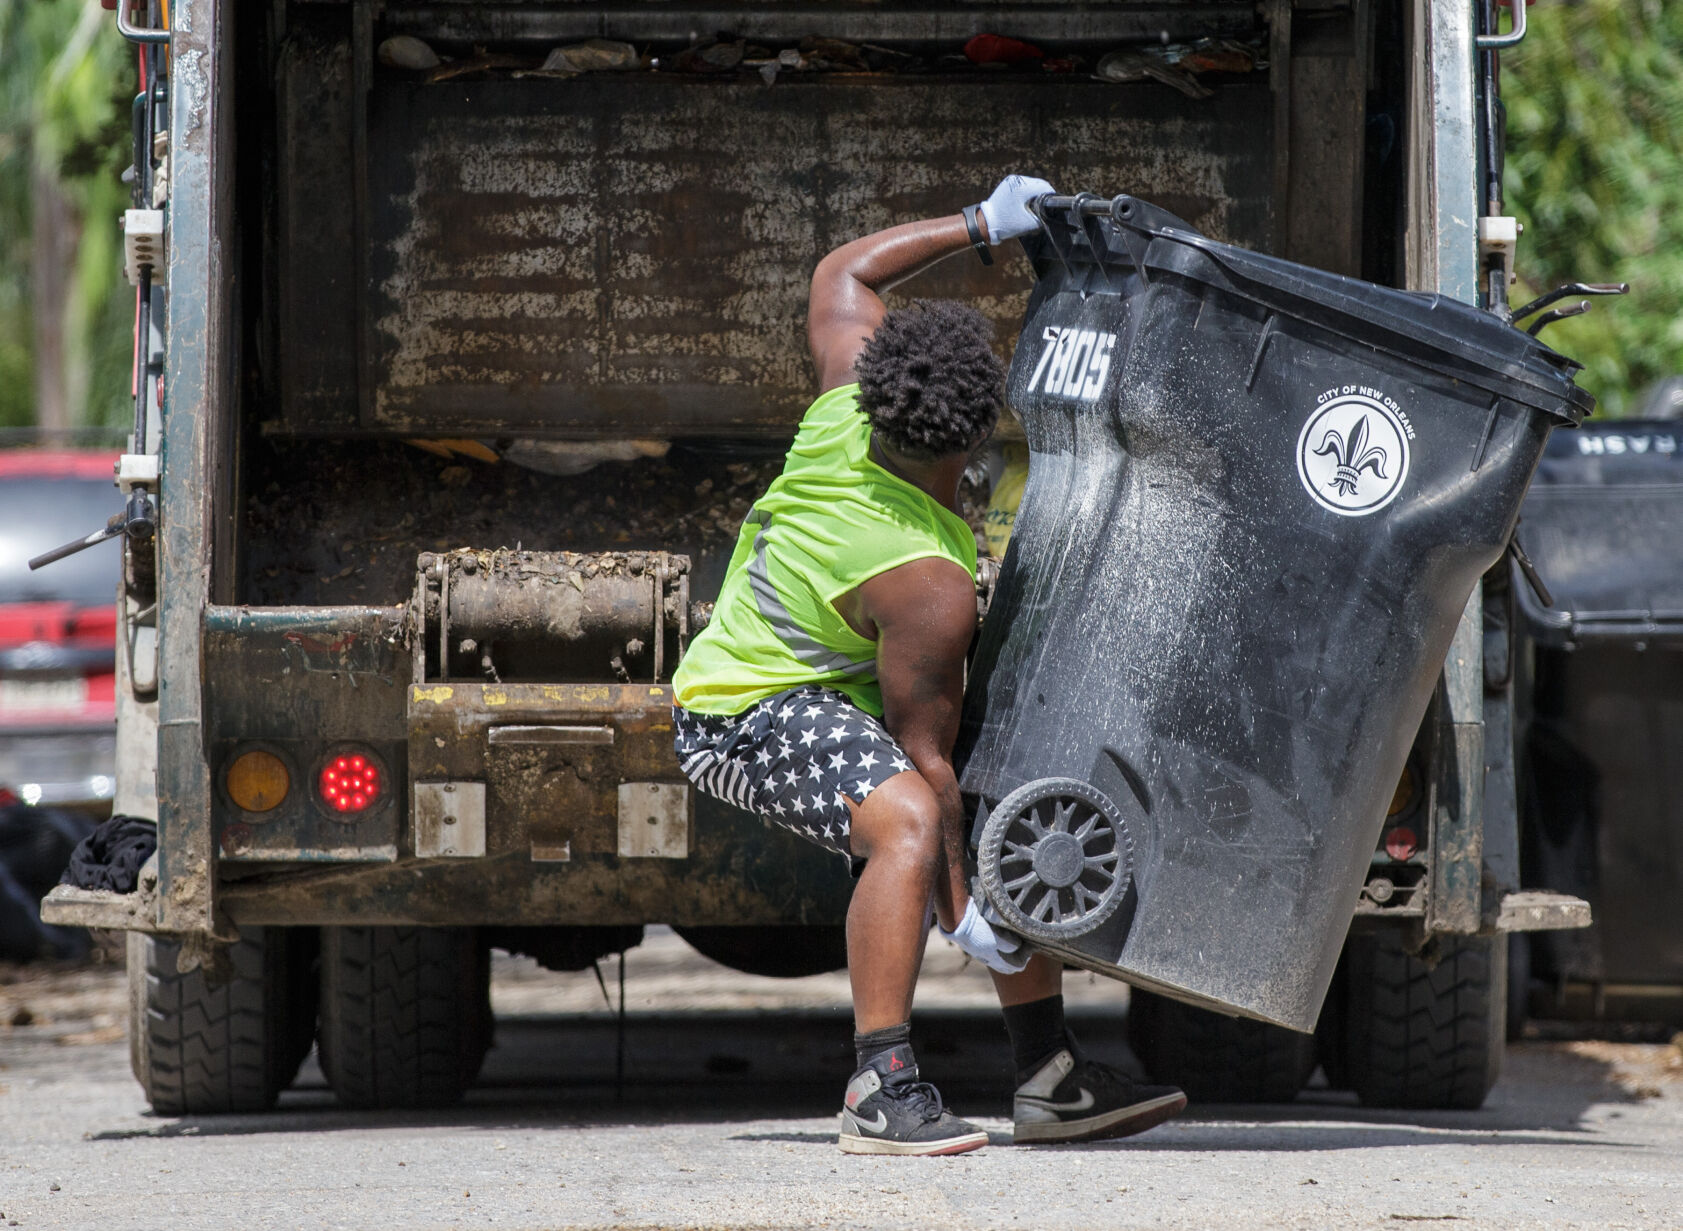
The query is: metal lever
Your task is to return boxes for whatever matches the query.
[29,490,156,572]
[1475,0,1526,50]
[116,0,170,44]
[1511,282,1629,322]
[1526,301,1591,336]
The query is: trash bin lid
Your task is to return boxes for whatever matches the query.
[1025,195,1595,426]
[1515,419,1683,644]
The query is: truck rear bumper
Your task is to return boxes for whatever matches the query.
[188,597,854,928]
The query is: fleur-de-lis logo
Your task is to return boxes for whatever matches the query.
[1311,415,1390,498]
[1295,393,1412,517]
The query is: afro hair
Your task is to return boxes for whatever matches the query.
[854,299,1005,459]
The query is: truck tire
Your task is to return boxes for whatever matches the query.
[1342,930,1506,1110]
[317,926,491,1109]
[1128,989,1318,1103]
[126,927,313,1114]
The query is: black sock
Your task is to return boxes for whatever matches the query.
[1001,995,1072,1080]
[854,1022,914,1074]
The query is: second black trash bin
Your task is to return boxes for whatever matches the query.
[1512,417,1683,1022]
[957,195,1593,1032]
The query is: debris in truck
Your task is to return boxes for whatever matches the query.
[371,27,1267,88]
[502,439,671,478]
[857,43,920,72]
[539,39,640,75]
[377,35,440,71]
[404,438,499,463]
[962,34,1045,66]
[654,40,746,73]
[426,48,544,83]
[796,37,869,72]
[1167,38,1261,75]
[1093,49,1213,98]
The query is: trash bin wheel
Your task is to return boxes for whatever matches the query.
[317,926,492,1109]
[978,777,1133,944]
[1128,989,1318,1103]
[127,927,316,1115]
[1340,930,1506,1110]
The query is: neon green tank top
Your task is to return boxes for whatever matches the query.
[674,384,979,717]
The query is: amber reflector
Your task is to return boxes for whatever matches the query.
[226,749,290,813]
[1387,766,1417,817]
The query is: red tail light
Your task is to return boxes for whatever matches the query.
[318,752,381,814]
[1384,826,1418,862]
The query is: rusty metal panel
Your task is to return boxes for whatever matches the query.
[275,10,361,432]
[351,76,1272,437]
[408,682,678,859]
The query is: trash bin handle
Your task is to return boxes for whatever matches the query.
[1071,193,1130,294]
[1030,194,1156,292]
[1028,196,1081,287]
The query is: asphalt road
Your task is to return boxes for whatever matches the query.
[2,930,1681,1231]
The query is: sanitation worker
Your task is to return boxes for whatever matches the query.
[671,176,1187,1155]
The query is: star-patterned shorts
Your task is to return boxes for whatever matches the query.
[671,685,915,859]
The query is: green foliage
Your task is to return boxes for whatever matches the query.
[0,0,134,430]
[1504,0,1683,417]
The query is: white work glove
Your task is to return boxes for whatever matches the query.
[941,898,1031,974]
[976,174,1057,244]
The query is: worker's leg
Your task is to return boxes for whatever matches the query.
[844,770,942,1033]
[991,954,1071,1084]
[991,952,1063,1007]
[673,687,986,1154]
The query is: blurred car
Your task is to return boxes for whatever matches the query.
[0,450,122,810]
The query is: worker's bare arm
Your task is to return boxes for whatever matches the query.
[807,215,981,393]
[858,556,979,930]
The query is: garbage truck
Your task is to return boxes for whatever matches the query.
[44,0,1598,1114]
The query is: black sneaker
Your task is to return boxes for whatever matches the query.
[1013,1048,1187,1144]
[838,1045,988,1156]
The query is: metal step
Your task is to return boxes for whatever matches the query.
[1496,890,1593,932]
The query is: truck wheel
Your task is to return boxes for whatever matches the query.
[1128,989,1317,1103]
[317,926,491,1109]
[127,927,314,1114]
[1342,930,1506,1110]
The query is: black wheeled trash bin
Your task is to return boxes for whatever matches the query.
[1511,418,1683,1020]
[957,194,1594,1032]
